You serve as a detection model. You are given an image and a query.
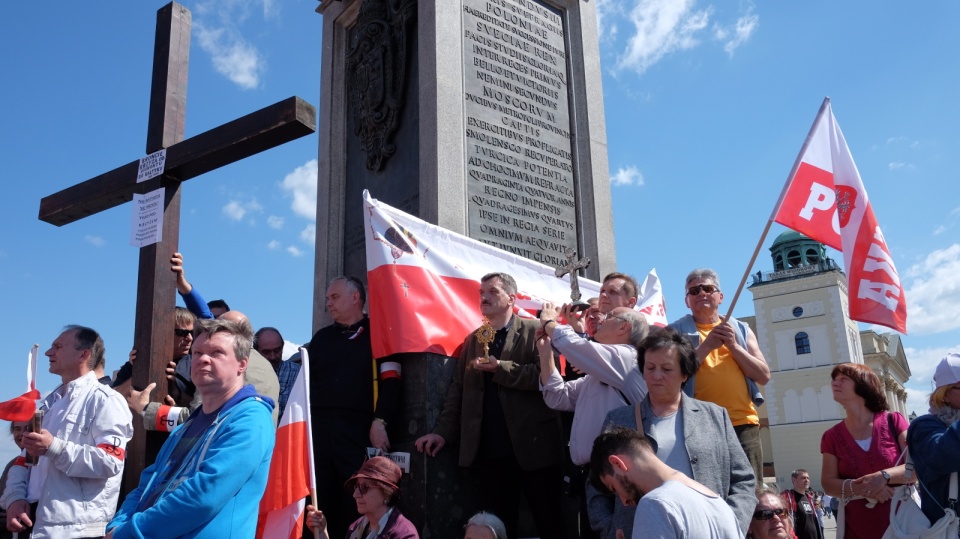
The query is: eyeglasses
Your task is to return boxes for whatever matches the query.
[174,328,193,338]
[600,315,629,326]
[354,481,372,495]
[687,284,719,296]
[753,508,786,521]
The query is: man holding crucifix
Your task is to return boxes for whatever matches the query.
[415,272,566,539]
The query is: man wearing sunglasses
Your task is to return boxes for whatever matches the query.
[668,268,770,484]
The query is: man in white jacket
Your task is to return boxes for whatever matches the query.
[2,325,133,538]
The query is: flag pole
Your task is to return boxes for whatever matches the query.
[723,97,832,320]
[299,347,321,539]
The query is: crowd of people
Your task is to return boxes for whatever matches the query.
[1,255,958,539]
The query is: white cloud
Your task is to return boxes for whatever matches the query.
[888,161,915,170]
[933,225,946,236]
[950,206,960,217]
[267,215,284,229]
[84,235,105,247]
[281,159,318,220]
[596,0,622,43]
[222,198,262,221]
[616,0,711,75]
[904,244,960,335]
[195,23,263,90]
[300,224,316,244]
[721,11,758,56]
[611,165,645,186]
[286,246,304,257]
[267,240,281,250]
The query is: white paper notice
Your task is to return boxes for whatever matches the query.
[131,188,164,248]
[137,149,167,183]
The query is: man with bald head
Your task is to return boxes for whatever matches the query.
[254,326,300,418]
[306,276,403,539]
[539,302,649,538]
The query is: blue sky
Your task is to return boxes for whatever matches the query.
[1,1,957,461]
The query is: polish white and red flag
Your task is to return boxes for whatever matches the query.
[256,348,316,539]
[773,98,907,333]
[0,345,41,422]
[636,269,668,327]
[363,190,608,358]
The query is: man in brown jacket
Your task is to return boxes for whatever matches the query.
[415,272,565,539]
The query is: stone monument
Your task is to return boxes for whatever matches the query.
[312,0,614,535]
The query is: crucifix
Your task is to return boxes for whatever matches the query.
[555,247,592,311]
[38,2,315,495]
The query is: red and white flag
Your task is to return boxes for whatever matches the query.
[364,190,604,359]
[635,269,668,327]
[0,345,41,422]
[773,98,907,334]
[256,348,316,539]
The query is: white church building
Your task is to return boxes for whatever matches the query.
[740,231,911,491]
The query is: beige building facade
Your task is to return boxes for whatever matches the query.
[745,231,911,491]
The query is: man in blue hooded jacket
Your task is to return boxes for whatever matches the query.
[106,317,275,539]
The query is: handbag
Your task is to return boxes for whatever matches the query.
[881,454,958,539]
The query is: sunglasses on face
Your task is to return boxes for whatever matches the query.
[174,328,193,338]
[687,284,719,296]
[753,508,786,521]
[354,482,372,495]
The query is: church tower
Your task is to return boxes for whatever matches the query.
[748,231,861,490]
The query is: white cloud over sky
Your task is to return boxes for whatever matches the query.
[611,165,645,186]
[267,215,284,229]
[904,244,960,335]
[286,246,304,257]
[603,0,758,75]
[300,224,316,244]
[221,198,263,221]
[84,235,105,247]
[281,159,318,220]
[193,0,275,89]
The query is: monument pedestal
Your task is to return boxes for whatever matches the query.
[312,0,614,535]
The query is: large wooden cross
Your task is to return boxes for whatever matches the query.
[38,2,315,494]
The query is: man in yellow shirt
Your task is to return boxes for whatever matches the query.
[669,268,770,483]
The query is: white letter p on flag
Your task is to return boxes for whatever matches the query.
[799,183,841,236]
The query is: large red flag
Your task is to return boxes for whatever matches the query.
[256,348,315,539]
[773,98,907,334]
[0,345,41,422]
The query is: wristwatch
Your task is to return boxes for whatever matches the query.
[880,470,892,484]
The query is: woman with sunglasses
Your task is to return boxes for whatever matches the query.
[306,456,419,539]
[820,363,908,538]
[906,352,960,527]
[747,486,796,539]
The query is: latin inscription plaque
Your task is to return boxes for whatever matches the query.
[462,0,577,269]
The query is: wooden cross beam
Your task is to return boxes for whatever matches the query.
[36,2,315,496]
